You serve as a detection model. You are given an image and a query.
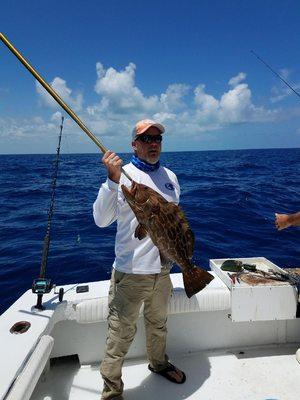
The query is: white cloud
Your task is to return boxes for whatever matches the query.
[194,84,219,114]
[270,68,300,103]
[228,72,247,87]
[193,80,276,129]
[1,64,282,148]
[220,83,252,122]
[0,116,59,139]
[160,83,190,111]
[51,111,63,123]
[271,83,300,103]
[36,77,83,112]
[94,62,159,112]
[90,63,278,138]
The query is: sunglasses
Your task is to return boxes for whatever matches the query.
[135,134,163,144]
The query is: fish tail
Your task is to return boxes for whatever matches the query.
[183,267,214,298]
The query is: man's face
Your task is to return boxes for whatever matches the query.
[132,126,162,164]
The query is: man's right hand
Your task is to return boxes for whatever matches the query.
[275,213,291,230]
[275,211,300,230]
[102,151,123,184]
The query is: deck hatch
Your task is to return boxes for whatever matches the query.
[10,321,31,334]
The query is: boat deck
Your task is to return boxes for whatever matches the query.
[31,345,300,400]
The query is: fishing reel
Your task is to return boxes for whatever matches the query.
[32,278,64,310]
[32,278,53,295]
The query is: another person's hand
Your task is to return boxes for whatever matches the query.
[102,151,123,183]
[275,213,291,230]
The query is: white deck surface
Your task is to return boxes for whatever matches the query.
[31,345,300,400]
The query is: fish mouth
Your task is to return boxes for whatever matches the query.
[121,181,138,204]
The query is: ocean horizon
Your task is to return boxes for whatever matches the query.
[0,146,299,156]
[0,148,299,314]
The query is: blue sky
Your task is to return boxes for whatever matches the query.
[1,0,300,154]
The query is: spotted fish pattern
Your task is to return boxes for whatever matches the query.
[121,181,214,297]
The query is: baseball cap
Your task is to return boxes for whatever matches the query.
[132,119,165,140]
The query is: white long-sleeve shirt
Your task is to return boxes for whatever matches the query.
[93,162,180,274]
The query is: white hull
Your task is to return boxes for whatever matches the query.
[1,262,300,399]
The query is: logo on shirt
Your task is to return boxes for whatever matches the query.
[165,183,175,191]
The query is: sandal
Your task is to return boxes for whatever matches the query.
[148,362,186,384]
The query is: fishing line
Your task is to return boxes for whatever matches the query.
[52,123,90,285]
[62,125,90,253]
[60,121,82,244]
[251,50,300,99]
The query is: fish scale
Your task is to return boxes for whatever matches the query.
[122,181,214,298]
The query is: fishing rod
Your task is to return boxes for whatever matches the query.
[251,50,300,100]
[32,117,65,310]
[0,32,132,309]
[0,32,132,182]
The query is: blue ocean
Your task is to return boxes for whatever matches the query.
[0,149,299,315]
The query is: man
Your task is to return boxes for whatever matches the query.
[275,211,300,230]
[93,119,186,400]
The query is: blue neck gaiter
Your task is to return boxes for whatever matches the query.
[131,155,160,172]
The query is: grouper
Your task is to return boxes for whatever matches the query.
[121,181,214,298]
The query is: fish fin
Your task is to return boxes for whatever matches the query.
[159,251,173,268]
[135,224,148,240]
[183,267,214,298]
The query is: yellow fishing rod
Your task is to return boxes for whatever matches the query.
[0,32,132,181]
[0,32,133,309]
